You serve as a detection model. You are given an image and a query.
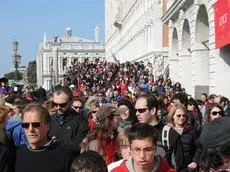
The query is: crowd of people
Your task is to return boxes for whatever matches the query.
[0,59,230,172]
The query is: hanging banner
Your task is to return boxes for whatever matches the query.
[214,0,230,48]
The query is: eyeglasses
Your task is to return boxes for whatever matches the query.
[211,111,224,116]
[21,122,43,128]
[52,102,68,108]
[135,108,148,113]
[73,106,83,109]
[176,114,187,118]
[131,146,155,155]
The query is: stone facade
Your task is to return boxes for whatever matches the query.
[105,0,169,78]
[37,26,106,91]
[162,0,230,98]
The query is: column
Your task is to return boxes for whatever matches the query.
[52,48,59,86]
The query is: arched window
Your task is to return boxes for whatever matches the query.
[63,58,67,70]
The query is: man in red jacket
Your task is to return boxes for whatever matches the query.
[111,123,176,172]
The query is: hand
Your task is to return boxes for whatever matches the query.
[188,162,197,169]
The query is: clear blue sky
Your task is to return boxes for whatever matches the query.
[0,0,105,77]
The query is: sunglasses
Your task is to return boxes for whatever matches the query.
[52,102,68,108]
[136,108,148,113]
[211,111,224,116]
[188,104,195,106]
[21,122,43,128]
[92,110,97,113]
[176,114,187,118]
[73,106,83,109]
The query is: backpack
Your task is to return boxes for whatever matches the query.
[161,125,177,170]
[162,125,171,149]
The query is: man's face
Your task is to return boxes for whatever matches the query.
[135,98,154,124]
[131,137,155,170]
[23,110,49,149]
[98,94,105,101]
[173,98,182,105]
[72,101,83,113]
[201,95,207,103]
[53,92,70,114]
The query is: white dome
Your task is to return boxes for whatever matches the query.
[66,26,71,31]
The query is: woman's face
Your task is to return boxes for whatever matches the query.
[119,138,131,160]
[111,115,121,129]
[91,106,99,121]
[13,105,20,115]
[187,103,195,111]
[119,105,130,120]
[173,109,187,127]
[210,107,224,121]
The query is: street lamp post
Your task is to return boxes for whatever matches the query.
[12,40,22,81]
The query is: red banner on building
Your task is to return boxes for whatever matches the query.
[214,0,230,48]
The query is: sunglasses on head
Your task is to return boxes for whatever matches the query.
[73,106,83,109]
[52,102,68,108]
[136,108,148,113]
[176,114,187,118]
[21,122,43,128]
[211,111,224,116]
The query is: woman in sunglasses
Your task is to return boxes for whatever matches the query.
[168,104,201,171]
[117,99,138,133]
[86,99,100,130]
[205,103,224,122]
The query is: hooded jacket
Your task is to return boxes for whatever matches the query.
[111,155,176,172]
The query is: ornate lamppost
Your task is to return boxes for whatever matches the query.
[12,40,22,81]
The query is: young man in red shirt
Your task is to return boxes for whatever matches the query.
[111,123,176,172]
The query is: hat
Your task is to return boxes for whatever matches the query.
[96,103,127,122]
[0,77,8,83]
[200,117,230,149]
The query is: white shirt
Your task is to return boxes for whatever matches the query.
[107,159,124,172]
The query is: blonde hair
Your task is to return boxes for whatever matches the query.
[87,99,99,112]
[167,104,187,126]
[0,106,9,123]
[116,127,130,151]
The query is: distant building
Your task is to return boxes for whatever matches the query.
[10,65,28,84]
[105,0,169,78]
[36,26,105,90]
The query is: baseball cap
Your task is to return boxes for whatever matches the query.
[96,103,127,122]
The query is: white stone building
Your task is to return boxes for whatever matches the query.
[162,0,230,98]
[105,0,170,78]
[37,26,106,91]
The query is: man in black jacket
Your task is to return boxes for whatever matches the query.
[49,86,89,155]
[16,103,74,172]
[135,94,186,171]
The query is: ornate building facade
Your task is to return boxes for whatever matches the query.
[162,0,230,98]
[105,0,169,78]
[37,26,105,90]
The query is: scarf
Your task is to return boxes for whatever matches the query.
[119,120,132,129]
[102,138,117,165]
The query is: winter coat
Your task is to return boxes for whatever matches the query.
[49,109,89,155]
